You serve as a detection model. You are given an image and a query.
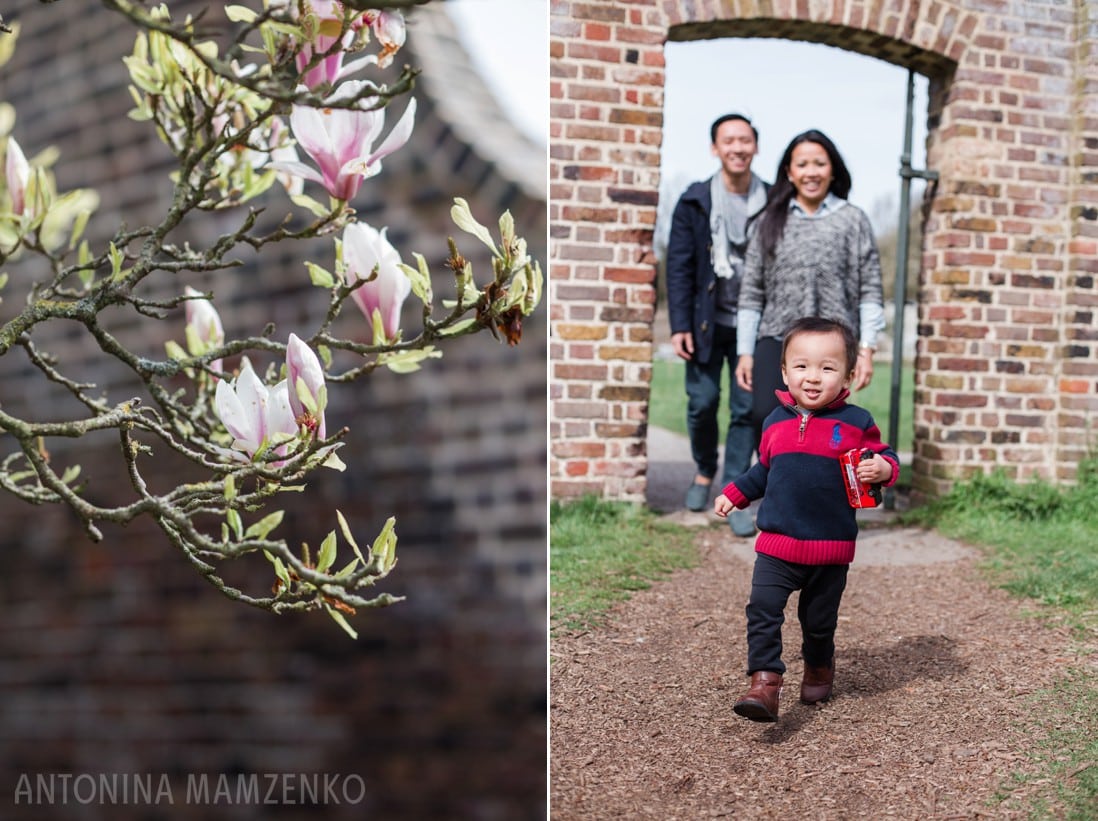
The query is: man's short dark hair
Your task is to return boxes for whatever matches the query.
[710,113,758,145]
[781,317,859,373]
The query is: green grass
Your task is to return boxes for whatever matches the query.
[900,463,1098,633]
[549,495,698,632]
[648,357,915,455]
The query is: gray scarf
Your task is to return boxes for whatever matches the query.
[710,172,768,279]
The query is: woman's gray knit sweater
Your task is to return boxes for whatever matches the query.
[740,203,883,341]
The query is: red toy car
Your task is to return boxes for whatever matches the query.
[839,448,883,509]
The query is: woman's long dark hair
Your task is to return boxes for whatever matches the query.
[751,129,853,261]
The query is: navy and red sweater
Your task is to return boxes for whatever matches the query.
[721,389,899,565]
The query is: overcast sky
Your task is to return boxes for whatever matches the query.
[446,0,548,147]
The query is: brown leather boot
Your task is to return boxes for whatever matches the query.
[800,660,834,704]
[733,671,782,722]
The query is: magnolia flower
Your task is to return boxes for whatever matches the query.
[272,81,416,201]
[183,286,225,373]
[288,0,382,88]
[295,1,353,89]
[364,10,406,68]
[286,333,327,439]
[214,358,297,460]
[5,136,30,217]
[342,221,410,342]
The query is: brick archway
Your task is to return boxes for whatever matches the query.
[550,1,1097,502]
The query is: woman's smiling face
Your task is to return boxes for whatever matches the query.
[788,140,833,213]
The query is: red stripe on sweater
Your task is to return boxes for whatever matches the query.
[755,532,856,565]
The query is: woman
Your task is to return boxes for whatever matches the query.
[734,129,886,438]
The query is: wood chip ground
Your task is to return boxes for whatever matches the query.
[550,525,1094,819]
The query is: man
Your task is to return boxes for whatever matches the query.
[666,113,769,536]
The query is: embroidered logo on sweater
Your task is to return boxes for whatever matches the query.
[830,423,842,449]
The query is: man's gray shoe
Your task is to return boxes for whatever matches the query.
[684,481,711,512]
[729,509,756,537]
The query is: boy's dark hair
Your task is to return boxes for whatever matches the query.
[781,317,859,373]
[710,113,758,145]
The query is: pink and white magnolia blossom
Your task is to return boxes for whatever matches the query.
[183,286,225,373]
[291,1,392,88]
[214,358,297,460]
[5,136,30,216]
[285,333,327,439]
[295,0,355,89]
[272,81,416,201]
[342,221,410,342]
[364,10,406,69]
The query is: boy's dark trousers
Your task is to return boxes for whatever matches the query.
[745,552,849,675]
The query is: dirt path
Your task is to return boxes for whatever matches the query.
[550,522,1088,819]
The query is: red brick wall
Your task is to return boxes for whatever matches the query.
[550,0,1098,501]
[0,3,546,817]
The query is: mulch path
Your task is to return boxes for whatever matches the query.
[550,525,1093,819]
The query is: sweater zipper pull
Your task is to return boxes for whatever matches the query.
[799,411,809,442]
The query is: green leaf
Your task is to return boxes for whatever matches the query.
[306,261,335,289]
[371,516,398,573]
[335,557,360,578]
[224,474,237,500]
[69,208,92,250]
[239,168,276,203]
[498,210,515,249]
[0,25,18,68]
[60,465,81,485]
[263,550,292,590]
[524,261,544,314]
[164,339,188,363]
[290,192,331,219]
[294,375,318,414]
[225,5,258,23]
[77,239,93,277]
[371,307,388,346]
[324,604,358,639]
[107,241,125,279]
[184,324,204,357]
[316,529,337,573]
[244,510,284,540]
[436,317,478,338]
[400,257,432,305]
[450,197,498,256]
[377,347,442,374]
[336,510,366,564]
[227,508,243,540]
[321,449,346,472]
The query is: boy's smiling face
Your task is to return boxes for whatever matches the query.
[781,330,854,411]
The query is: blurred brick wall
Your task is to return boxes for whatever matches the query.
[0,3,546,818]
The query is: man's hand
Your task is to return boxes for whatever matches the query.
[735,354,753,391]
[671,331,695,361]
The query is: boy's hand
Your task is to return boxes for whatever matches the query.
[856,453,893,484]
[714,494,734,518]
